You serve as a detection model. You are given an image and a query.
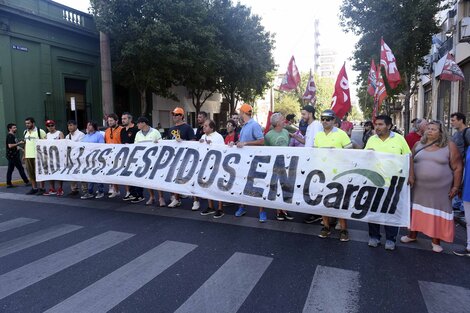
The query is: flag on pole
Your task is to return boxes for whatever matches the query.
[372,63,387,119]
[440,53,465,81]
[279,56,301,91]
[380,38,401,89]
[367,59,377,97]
[302,69,317,104]
[264,111,273,134]
[331,63,351,119]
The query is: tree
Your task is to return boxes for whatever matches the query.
[340,0,444,133]
[214,0,276,114]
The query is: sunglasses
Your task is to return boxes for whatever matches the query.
[46,124,55,127]
[321,117,334,122]
[172,114,182,117]
[429,120,443,132]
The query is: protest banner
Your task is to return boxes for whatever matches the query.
[36,140,410,227]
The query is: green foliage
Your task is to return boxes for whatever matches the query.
[349,104,364,121]
[90,0,275,116]
[339,0,444,132]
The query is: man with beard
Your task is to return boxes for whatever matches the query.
[23,117,46,195]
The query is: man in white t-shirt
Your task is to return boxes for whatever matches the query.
[43,120,64,196]
[290,105,323,224]
[290,105,322,148]
[66,120,85,196]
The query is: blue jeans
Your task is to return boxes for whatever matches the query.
[368,223,399,242]
[88,182,104,194]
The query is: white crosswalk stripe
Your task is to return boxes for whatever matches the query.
[175,252,273,313]
[302,265,360,313]
[45,240,197,313]
[0,230,133,300]
[419,281,470,313]
[0,217,38,232]
[0,224,83,258]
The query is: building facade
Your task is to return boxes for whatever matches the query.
[0,0,101,164]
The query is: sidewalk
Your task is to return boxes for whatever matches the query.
[0,165,25,187]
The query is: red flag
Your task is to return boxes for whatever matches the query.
[380,38,401,89]
[331,63,351,119]
[302,69,317,104]
[440,53,465,81]
[367,59,377,97]
[372,64,387,119]
[264,111,273,134]
[279,56,301,91]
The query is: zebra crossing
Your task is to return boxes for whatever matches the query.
[0,215,468,313]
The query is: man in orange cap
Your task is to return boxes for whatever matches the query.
[232,103,267,222]
[168,107,196,208]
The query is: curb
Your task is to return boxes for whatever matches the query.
[0,179,24,187]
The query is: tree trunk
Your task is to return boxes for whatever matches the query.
[140,89,147,116]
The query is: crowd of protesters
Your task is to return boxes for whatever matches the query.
[4,106,470,257]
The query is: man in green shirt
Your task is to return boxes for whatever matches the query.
[23,117,46,195]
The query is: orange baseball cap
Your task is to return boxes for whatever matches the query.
[239,103,253,114]
[172,107,184,115]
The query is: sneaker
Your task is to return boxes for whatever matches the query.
[200,207,216,215]
[276,212,285,221]
[304,215,322,224]
[24,182,31,187]
[56,188,64,196]
[400,235,417,243]
[145,198,155,205]
[283,212,294,221]
[431,243,443,253]
[6,184,16,188]
[168,199,181,208]
[95,192,105,199]
[339,230,350,242]
[80,193,94,200]
[26,188,38,195]
[108,191,121,198]
[235,207,247,217]
[123,194,135,201]
[385,240,396,251]
[453,249,470,257]
[192,201,200,211]
[368,237,380,248]
[259,211,267,223]
[43,189,56,196]
[213,210,225,219]
[318,227,331,238]
[131,196,145,203]
[37,188,46,195]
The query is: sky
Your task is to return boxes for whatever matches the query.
[53,0,359,100]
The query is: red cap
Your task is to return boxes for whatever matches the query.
[45,120,55,126]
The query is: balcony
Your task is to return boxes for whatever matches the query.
[0,0,97,34]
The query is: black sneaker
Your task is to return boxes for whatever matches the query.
[304,214,322,224]
[276,212,285,221]
[131,196,145,203]
[284,212,294,220]
[123,194,136,201]
[6,185,16,188]
[24,182,31,187]
[318,227,331,238]
[200,207,216,215]
[26,188,38,195]
[37,188,46,195]
[453,249,470,257]
[213,210,225,219]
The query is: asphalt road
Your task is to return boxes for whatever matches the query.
[0,181,469,313]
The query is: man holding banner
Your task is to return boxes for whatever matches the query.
[365,115,411,251]
[233,103,266,222]
[314,110,352,242]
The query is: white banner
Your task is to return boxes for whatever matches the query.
[35,140,410,227]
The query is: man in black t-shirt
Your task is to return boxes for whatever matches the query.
[195,111,207,141]
[5,123,29,188]
[120,113,139,200]
[168,107,196,208]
